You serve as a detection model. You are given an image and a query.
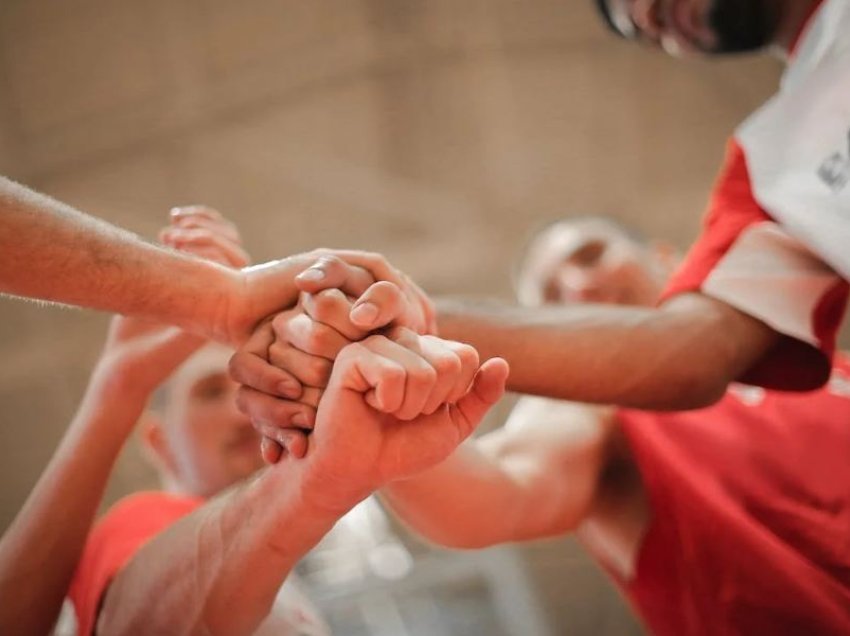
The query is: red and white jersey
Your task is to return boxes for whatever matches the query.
[663,0,850,390]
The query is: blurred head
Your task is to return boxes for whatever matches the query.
[515,217,678,308]
[142,344,264,498]
[595,0,788,56]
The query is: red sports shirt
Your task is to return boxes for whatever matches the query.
[619,355,850,635]
[69,492,203,636]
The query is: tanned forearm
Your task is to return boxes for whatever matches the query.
[0,374,149,636]
[98,459,354,636]
[0,177,238,339]
[436,293,777,410]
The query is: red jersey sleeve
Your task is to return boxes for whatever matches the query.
[69,492,203,636]
[661,139,849,390]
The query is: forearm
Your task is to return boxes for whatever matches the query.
[381,443,545,549]
[0,378,147,636]
[0,176,237,339]
[99,459,350,636]
[436,294,776,409]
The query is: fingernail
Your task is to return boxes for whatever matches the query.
[170,207,184,217]
[350,302,378,326]
[297,268,325,282]
[278,381,299,398]
[292,413,309,427]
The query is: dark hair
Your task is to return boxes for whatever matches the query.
[594,0,628,38]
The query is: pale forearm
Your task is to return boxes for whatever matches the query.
[0,176,237,339]
[382,444,540,549]
[436,294,776,409]
[0,381,146,636]
[99,460,348,636]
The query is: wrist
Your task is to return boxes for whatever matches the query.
[264,455,370,521]
[225,258,303,345]
[196,262,243,345]
[241,458,361,557]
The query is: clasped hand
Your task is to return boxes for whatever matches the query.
[229,253,508,496]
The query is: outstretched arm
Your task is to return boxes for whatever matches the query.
[96,330,506,635]
[436,293,777,409]
[0,178,386,345]
[0,208,246,636]
[252,252,776,412]
[0,178,244,337]
[382,397,615,548]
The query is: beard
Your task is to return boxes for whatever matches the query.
[706,0,781,53]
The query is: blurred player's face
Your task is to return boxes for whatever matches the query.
[154,346,264,497]
[516,219,672,308]
[600,0,782,56]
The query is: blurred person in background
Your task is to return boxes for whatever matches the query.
[275,217,850,634]
[235,0,850,433]
[431,0,850,406]
[383,217,850,634]
[73,317,504,636]
[58,214,504,636]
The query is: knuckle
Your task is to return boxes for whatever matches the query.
[234,387,252,413]
[315,254,343,275]
[434,353,462,376]
[272,402,296,424]
[195,228,215,241]
[271,312,293,337]
[413,363,438,386]
[384,365,406,387]
[363,334,387,349]
[388,325,411,343]
[267,343,289,369]
[304,327,330,354]
[301,356,331,387]
[457,344,480,369]
[310,292,339,321]
[372,280,398,295]
[300,387,322,408]
[228,352,250,381]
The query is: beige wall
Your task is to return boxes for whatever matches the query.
[0,1,794,634]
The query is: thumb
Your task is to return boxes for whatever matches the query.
[449,357,509,439]
[295,255,375,297]
[349,281,407,330]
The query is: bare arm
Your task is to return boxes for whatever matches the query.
[97,461,340,636]
[269,251,776,410]
[382,398,615,548]
[0,178,380,346]
[437,292,778,410]
[98,330,506,635]
[0,344,198,636]
[0,210,245,635]
[0,177,244,336]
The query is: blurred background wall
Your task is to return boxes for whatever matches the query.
[0,0,806,634]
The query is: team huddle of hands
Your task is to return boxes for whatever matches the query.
[104,206,508,513]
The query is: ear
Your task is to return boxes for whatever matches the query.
[139,411,179,478]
